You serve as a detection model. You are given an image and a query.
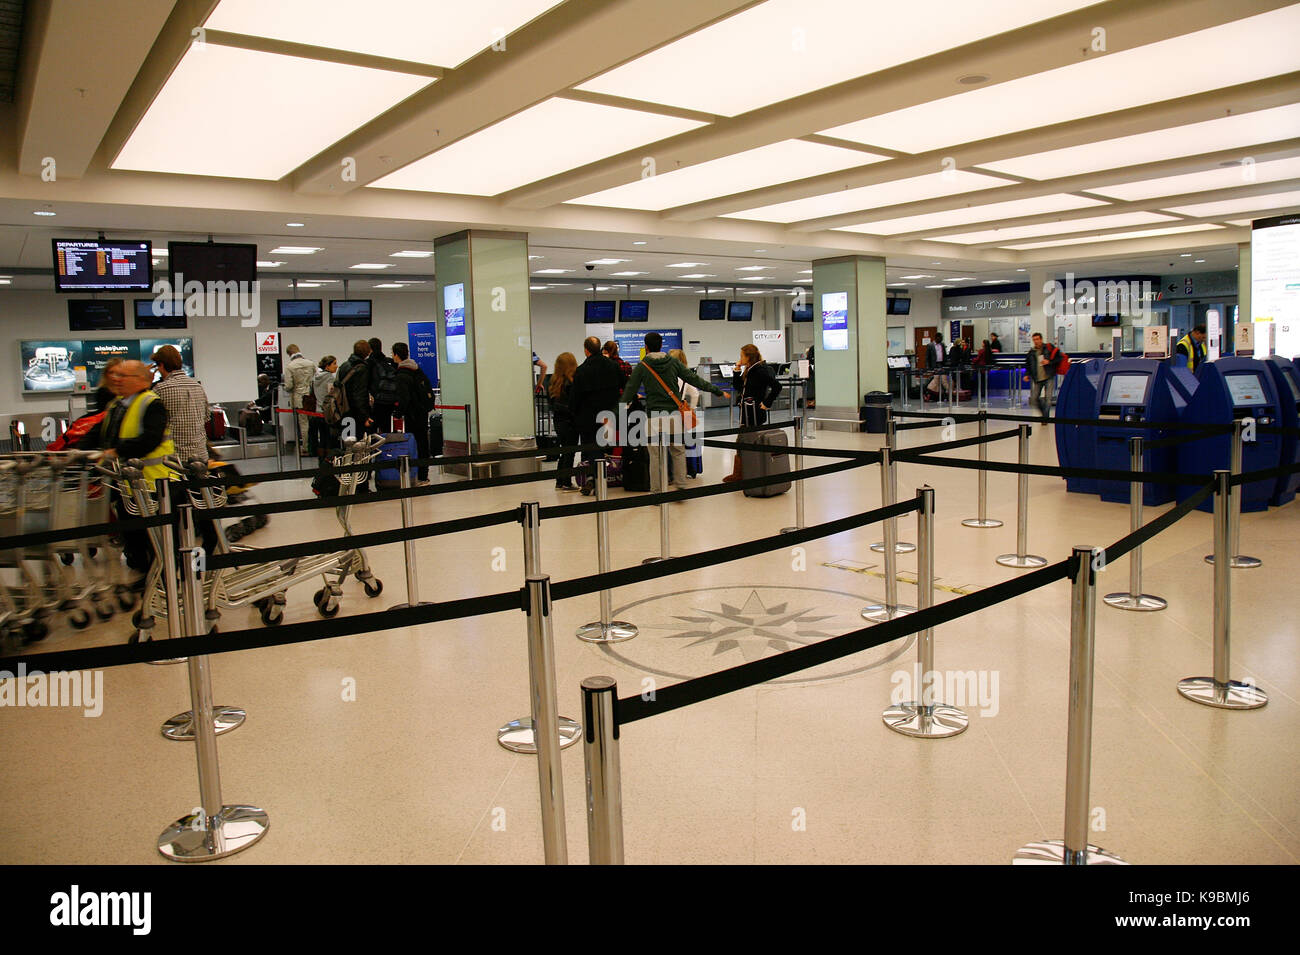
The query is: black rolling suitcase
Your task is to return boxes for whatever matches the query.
[741,430,791,497]
[621,445,651,491]
[428,412,444,457]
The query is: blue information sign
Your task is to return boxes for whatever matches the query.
[407,321,439,388]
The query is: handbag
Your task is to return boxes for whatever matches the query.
[640,361,697,430]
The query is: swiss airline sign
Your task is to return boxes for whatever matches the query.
[255,332,280,355]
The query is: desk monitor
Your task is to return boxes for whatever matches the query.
[1226,373,1267,406]
[1104,373,1150,405]
[887,356,910,369]
[717,363,734,378]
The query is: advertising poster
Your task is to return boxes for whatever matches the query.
[752,329,785,360]
[444,282,467,364]
[141,337,195,379]
[21,340,83,392]
[821,291,849,351]
[1016,318,1034,351]
[1251,214,1300,357]
[407,321,440,388]
[1142,326,1170,359]
[83,339,138,387]
[1234,322,1254,357]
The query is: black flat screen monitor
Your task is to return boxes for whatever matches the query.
[277,299,323,327]
[329,299,373,326]
[699,299,727,321]
[1092,313,1122,327]
[133,297,187,329]
[1103,373,1149,405]
[618,299,649,322]
[584,300,615,323]
[728,301,753,321]
[169,242,258,286]
[53,239,153,292]
[791,304,813,322]
[68,299,126,331]
[886,297,911,316]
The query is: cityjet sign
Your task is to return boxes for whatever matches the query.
[1042,273,1155,318]
[149,273,261,327]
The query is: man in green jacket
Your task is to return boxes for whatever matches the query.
[622,332,725,490]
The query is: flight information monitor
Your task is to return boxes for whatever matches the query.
[53,239,153,292]
[68,299,126,331]
[728,301,753,321]
[618,300,649,322]
[277,299,323,327]
[329,299,373,326]
[1104,373,1150,405]
[134,297,187,329]
[1226,373,1266,407]
[699,299,726,321]
[584,300,615,323]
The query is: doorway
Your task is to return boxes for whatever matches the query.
[914,326,938,368]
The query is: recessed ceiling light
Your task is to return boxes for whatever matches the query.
[257,261,285,267]
[286,222,305,227]
[677,274,716,279]
[741,276,766,281]
[640,287,669,292]
[930,261,941,265]
[373,283,404,288]
[983,279,1011,284]
[586,258,629,265]
[529,285,549,290]
[667,262,708,268]
[946,277,975,281]
[1180,253,1192,257]
[270,246,323,254]
[0,279,10,285]
[350,263,394,269]
[296,282,322,288]
[633,241,648,246]
[609,271,647,276]
[736,265,769,271]
[754,249,767,253]
[1194,259,1206,263]
[743,290,767,295]
[900,274,932,279]
[389,250,433,258]
[797,270,812,274]
[887,283,911,287]
[528,254,544,260]
[1016,268,1027,272]
[925,284,952,289]
[33,210,55,216]
[533,269,572,275]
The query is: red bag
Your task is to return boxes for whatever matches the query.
[1051,345,1071,374]
[47,411,105,451]
[205,406,227,440]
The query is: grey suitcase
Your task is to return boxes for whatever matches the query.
[741,429,791,497]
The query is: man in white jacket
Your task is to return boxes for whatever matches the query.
[285,344,316,450]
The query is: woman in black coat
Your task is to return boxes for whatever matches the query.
[547,352,582,490]
[724,344,783,482]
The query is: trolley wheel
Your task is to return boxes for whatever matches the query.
[131,609,143,628]
[363,579,383,598]
[313,587,327,608]
[318,599,340,618]
[88,546,98,558]
[69,610,91,630]
[252,596,270,612]
[94,598,115,621]
[259,603,284,626]
[21,620,49,643]
[59,552,76,566]
[208,623,219,634]
[116,592,137,612]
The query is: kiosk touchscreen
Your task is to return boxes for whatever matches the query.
[1055,360,1102,494]
[1262,356,1300,506]
[1093,359,1193,505]
[1176,357,1283,513]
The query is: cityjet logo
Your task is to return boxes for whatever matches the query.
[1041,273,1155,319]
[150,273,261,328]
[890,665,1000,717]
[0,664,103,717]
[49,886,151,935]
[596,408,703,449]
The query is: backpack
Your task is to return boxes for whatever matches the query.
[371,357,399,407]
[322,363,361,426]
[1049,344,1070,374]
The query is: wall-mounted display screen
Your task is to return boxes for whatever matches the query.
[1226,373,1267,407]
[68,299,126,331]
[584,300,616,323]
[53,239,153,292]
[699,299,727,321]
[1251,214,1300,358]
[791,304,813,322]
[619,299,649,322]
[329,299,373,326]
[133,297,187,329]
[886,297,911,316]
[821,291,849,351]
[444,282,467,364]
[1104,373,1150,405]
[141,337,195,380]
[727,301,753,322]
[169,242,258,286]
[21,340,83,392]
[1092,313,1122,327]
[277,299,323,327]
[614,328,682,360]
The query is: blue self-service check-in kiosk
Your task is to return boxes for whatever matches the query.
[1055,360,1103,494]
[1262,355,1300,506]
[1176,357,1283,513]
[1094,359,1197,506]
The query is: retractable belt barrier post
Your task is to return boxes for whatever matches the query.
[524,574,569,865]
[1103,437,1167,612]
[1178,470,1269,710]
[871,410,915,555]
[862,447,915,622]
[996,424,1048,569]
[499,501,582,754]
[643,429,671,565]
[1014,547,1127,865]
[293,408,302,472]
[962,411,1003,529]
[152,477,188,666]
[582,676,624,865]
[157,507,269,862]
[883,486,968,738]
[1205,419,1261,569]
[781,415,806,534]
[576,459,638,643]
[389,456,431,611]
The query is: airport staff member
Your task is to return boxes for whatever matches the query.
[1175,324,1208,372]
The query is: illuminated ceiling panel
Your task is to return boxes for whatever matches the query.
[817,6,1300,154]
[980,104,1300,181]
[568,140,882,211]
[722,170,1006,224]
[1161,189,1300,218]
[112,45,430,179]
[369,98,706,196]
[576,0,1094,117]
[934,212,1177,245]
[834,194,1107,236]
[1006,223,1225,250]
[204,0,564,67]
[1089,156,1300,201]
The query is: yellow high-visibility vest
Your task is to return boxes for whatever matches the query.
[103,391,176,482]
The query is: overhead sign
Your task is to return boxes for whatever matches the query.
[255,331,279,355]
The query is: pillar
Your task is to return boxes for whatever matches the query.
[811,255,886,423]
[1236,242,1251,353]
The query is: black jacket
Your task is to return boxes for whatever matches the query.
[336,354,371,417]
[548,379,577,429]
[734,361,782,409]
[395,362,433,416]
[925,341,948,369]
[81,394,169,461]
[572,353,623,434]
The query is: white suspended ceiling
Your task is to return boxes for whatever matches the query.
[722,170,1011,223]
[834,194,1109,236]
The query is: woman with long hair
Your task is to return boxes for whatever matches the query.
[548,352,581,490]
[724,344,782,483]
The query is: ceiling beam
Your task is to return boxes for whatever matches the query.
[1010,225,1250,265]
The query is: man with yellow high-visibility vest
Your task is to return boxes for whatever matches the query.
[1175,324,1208,372]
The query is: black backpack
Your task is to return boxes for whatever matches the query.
[371,357,399,407]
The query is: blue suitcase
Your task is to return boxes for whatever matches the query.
[685,444,703,478]
[376,432,417,488]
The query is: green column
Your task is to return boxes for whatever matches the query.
[434,230,534,456]
[1237,242,1250,351]
[812,255,886,424]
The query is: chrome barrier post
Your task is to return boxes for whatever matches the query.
[524,575,569,864]
[582,676,624,865]
[997,424,1047,568]
[1205,420,1261,569]
[1014,547,1127,865]
[870,411,915,554]
[781,416,806,534]
[464,402,473,453]
[157,508,268,861]
[274,412,283,472]
[1178,470,1268,710]
[292,408,302,471]
[883,487,967,737]
[151,477,189,665]
[389,456,431,611]
[642,427,671,564]
[900,368,911,411]
[1104,436,1166,611]
[863,446,916,621]
[962,412,1003,529]
[576,459,637,643]
[499,502,583,753]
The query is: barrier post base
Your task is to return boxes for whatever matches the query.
[640,557,666,565]
[496,716,583,754]
[1176,677,1268,710]
[870,541,916,554]
[996,553,1049,569]
[388,601,434,610]
[160,706,246,741]
[961,518,1003,528]
[1012,840,1128,865]
[1102,593,1167,612]
[1203,554,1262,569]
[146,657,187,666]
[882,701,969,738]
[157,805,269,862]
[861,602,915,622]
[576,621,638,644]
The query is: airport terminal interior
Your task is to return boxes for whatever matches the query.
[0,0,1297,866]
